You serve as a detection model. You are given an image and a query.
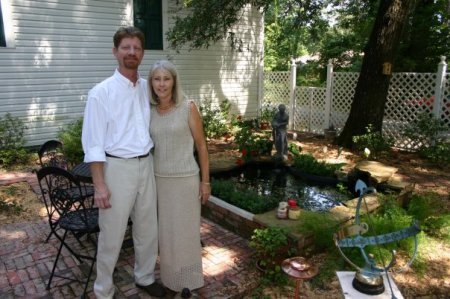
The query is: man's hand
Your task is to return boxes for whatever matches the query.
[94,182,111,209]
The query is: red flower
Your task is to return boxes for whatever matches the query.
[241,149,248,157]
[236,158,244,166]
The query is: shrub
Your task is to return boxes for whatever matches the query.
[260,104,278,124]
[211,179,279,214]
[292,153,345,177]
[296,211,341,252]
[407,193,450,241]
[58,118,84,166]
[0,113,30,168]
[403,112,450,164]
[199,98,231,139]
[403,112,448,148]
[352,124,392,159]
[249,227,294,283]
[234,126,272,161]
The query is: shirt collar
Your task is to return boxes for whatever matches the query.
[113,69,142,87]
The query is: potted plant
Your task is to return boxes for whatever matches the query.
[249,227,295,272]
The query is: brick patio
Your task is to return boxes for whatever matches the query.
[0,172,260,298]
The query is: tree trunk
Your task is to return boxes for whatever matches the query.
[336,0,414,148]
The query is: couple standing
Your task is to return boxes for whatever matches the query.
[82,27,210,298]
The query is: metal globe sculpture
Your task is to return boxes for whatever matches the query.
[334,179,421,296]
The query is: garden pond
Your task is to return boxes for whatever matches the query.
[211,161,352,214]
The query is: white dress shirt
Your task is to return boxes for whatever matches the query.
[82,69,153,162]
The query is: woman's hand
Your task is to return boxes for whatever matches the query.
[199,182,211,204]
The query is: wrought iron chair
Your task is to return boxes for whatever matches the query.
[35,164,95,243]
[37,140,68,169]
[35,166,99,298]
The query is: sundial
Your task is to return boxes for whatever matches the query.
[334,180,421,296]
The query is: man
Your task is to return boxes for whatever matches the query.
[82,26,166,299]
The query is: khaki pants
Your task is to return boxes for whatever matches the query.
[94,155,158,299]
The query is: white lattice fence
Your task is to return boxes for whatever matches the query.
[384,73,437,149]
[262,71,290,105]
[293,87,326,133]
[263,60,450,151]
[441,73,450,127]
[330,72,359,132]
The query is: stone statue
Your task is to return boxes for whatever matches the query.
[272,104,289,160]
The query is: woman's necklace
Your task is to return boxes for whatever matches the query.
[158,104,173,110]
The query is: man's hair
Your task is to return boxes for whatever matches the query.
[113,26,145,49]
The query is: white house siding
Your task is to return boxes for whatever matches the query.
[0,0,264,146]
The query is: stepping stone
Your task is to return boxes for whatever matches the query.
[354,161,398,184]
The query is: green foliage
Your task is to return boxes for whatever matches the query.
[352,124,392,159]
[250,227,290,259]
[296,211,341,252]
[407,193,450,241]
[166,0,271,51]
[288,143,302,157]
[211,179,279,214]
[234,127,272,161]
[250,226,295,282]
[403,112,450,163]
[0,185,24,214]
[260,104,277,123]
[199,98,231,139]
[292,153,345,177]
[403,112,448,148]
[58,118,84,166]
[0,197,24,214]
[0,113,30,168]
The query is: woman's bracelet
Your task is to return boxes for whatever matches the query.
[202,182,210,185]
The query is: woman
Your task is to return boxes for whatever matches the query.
[148,60,210,293]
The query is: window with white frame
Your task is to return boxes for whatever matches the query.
[0,0,15,48]
[133,0,163,50]
[0,2,6,47]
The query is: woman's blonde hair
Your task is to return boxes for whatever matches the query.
[148,60,185,106]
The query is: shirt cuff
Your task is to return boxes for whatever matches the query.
[84,146,106,163]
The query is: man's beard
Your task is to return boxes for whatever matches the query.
[123,58,139,69]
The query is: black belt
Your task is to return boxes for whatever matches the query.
[105,152,150,159]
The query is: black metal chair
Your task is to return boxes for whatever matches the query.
[35,166,99,298]
[35,165,95,243]
[37,140,68,169]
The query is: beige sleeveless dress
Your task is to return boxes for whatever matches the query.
[150,100,204,292]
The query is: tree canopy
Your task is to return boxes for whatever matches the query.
[166,0,450,148]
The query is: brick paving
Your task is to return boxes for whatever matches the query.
[0,172,260,299]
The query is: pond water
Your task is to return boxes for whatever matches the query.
[212,162,351,212]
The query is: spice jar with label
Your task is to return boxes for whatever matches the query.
[287,199,301,220]
[277,201,288,219]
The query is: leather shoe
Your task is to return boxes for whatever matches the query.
[136,282,167,297]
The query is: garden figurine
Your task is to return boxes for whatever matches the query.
[272,104,289,160]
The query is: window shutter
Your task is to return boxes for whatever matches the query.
[134,0,163,50]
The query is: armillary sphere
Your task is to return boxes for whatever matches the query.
[334,179,421,297]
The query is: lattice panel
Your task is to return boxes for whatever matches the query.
[293,87,326,133]
[331,72,359,132]
[384,73,437,149]
[263,71,290,105]
[441,73,450,128]
[263,69,450,151]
